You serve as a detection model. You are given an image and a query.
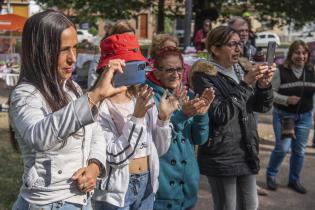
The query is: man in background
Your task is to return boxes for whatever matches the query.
[229,16,257,61]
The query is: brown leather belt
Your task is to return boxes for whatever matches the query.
[129,156,149,174]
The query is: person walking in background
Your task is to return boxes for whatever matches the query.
[146,46,214,210]
[92,33,182,210]
[190,26,275,210]
[194,19,212,51]
[266,40,315,194]
[10,10,127,210]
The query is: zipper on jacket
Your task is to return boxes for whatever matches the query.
[82,127,86,168]
[105,166,113,190]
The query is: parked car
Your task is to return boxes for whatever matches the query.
[298,31,315,43]
[255,32,281,47]
[77,29,93,43]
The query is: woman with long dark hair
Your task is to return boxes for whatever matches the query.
[10,10,126,210]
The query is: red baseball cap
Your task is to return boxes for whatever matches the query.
[96,33,147,73]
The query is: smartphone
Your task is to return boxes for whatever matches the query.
[266,41,277,67]
[112,61,146,87]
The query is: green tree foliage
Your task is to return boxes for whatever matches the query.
[35,0,147,21]
[35,0,186,32]
[250,0,315,28]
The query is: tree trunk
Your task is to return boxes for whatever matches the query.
[184,0,192,49]
[157,0,165,33]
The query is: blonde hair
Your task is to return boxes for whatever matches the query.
[150,34,179,59]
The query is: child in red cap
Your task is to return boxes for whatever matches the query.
[93,33,185,210]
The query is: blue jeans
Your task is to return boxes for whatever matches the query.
[12,196,92,210]
[267,108,312,182]
[94,171,154,210]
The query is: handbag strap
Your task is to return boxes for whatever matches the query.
[294,69,305,115]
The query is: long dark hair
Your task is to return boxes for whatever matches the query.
[19,10,80,112]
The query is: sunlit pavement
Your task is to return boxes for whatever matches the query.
[196,112,315,210]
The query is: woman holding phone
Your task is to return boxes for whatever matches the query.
[190,26,275,210]
[10,10,126,210]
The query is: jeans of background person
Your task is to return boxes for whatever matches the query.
[207,175,258,210]
[95,172,154,210]
[267,108,312,182]
[12,196,92,210]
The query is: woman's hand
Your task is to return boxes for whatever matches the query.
[133,85,155,118]
[88,59,128,105]
[71,163,100,193]
[287,95,301,105]
[182,88,215,117]
[158,85,186,121]
[243,63,267,86]
[257,63,276,88]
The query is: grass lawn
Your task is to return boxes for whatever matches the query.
[0,113,23,210]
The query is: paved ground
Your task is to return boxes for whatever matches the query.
[196,113,315,210]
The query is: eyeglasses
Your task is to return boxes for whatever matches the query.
[225,41,243,49]
[159,67,183,74]
[238,29,249,33]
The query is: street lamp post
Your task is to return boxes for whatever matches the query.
[183,0,192,50]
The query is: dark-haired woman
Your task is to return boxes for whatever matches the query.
[190,26,274,210]
[10,10,126,210]
[266,40,315,194]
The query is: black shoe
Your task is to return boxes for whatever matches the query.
[266,176,277,191]
[288,181,307,194]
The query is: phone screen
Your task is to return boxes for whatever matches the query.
[266,41,277,67]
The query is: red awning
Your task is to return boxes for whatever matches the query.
[0,14,27,32]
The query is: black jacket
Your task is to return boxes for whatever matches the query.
[190,60,273,176]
